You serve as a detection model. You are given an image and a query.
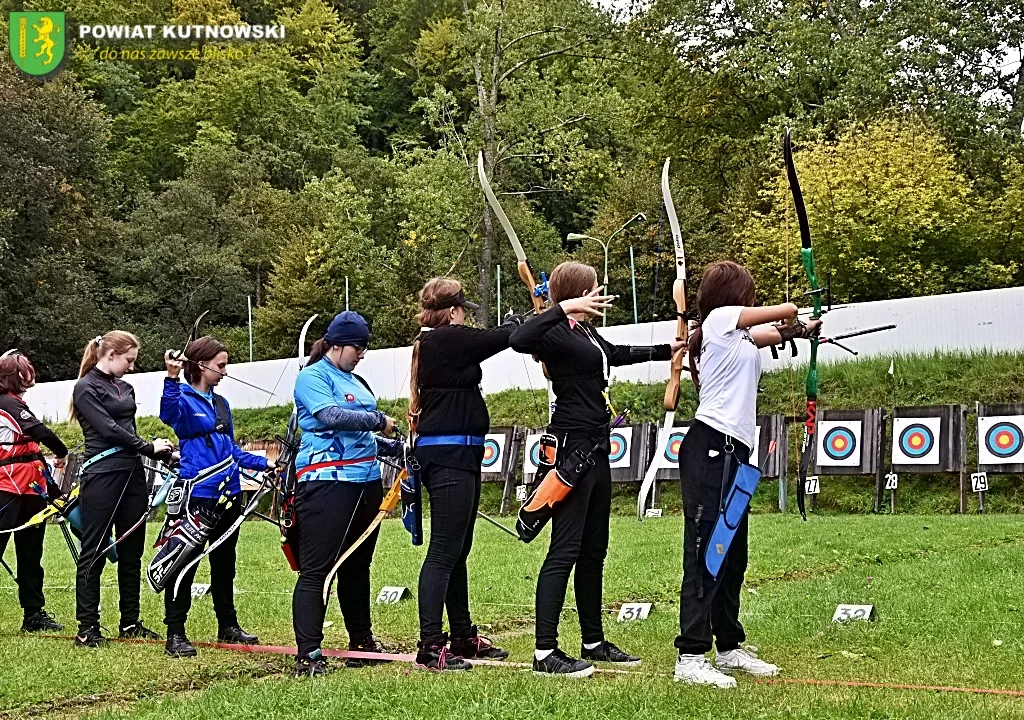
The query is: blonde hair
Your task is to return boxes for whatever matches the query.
[409,277,463,429]
[69,331,140,422]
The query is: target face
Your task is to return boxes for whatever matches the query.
[522,433,544,475]
[608,426,634,469]
[654,425,689,470]
[978,416,1024,465]
[891,417,941,465]
[816,421,862,467]
[480,433,506,473]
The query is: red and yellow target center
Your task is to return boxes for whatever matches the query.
[831,436,848,451]
[909,434,924,448]
[996,432,1013,449]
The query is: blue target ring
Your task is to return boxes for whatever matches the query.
[985,422,1023,459]
[529,440,542,467]
[898,423,934,459]
[608,432,627,463]
[481,439,500,468]
[822,426,857,462]
[663,430,687,463]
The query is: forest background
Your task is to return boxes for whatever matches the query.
[2,0,1023,381]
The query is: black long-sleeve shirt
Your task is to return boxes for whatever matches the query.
[72,366,159,472]
[510,304,672,431]
[414,323,515,470]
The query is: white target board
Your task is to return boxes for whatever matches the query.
[816,420,863,468]
[608,426,634,469]
[653,424,690,470]
[522,433,544,475]
[891,417,941,465]
[480,433,507,473]
[977,415,1024,465]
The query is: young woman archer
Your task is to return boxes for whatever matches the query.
[672,260,818,687]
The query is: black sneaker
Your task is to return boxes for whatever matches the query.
[346,635,392,668]
[21,609,64,633]
[532,647,595,678]
[414,634,472,672]
[165,633,197,658]
[580,640,641,666]
[218,625,259,645]
[119,622,161,640]
[74,625,107,648]
[450,625,508,660]
[294,651,330,677]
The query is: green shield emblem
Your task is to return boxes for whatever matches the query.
[8,12,66,77]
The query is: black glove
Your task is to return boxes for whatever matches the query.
[501,312,527,328]
[775,320,809,342]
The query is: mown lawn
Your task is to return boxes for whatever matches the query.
[2,514,1023,718]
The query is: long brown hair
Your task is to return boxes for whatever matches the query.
[70,331,140,422]
[548,261,597,304]
[183,336,228,385]
[687,261,756,389]
[409,277,462,429]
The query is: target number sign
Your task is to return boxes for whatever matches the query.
[832,604,876,622]
[515,484,528,502]
[977,416,1024,465]
[816,421,862,467]
[616,602,653,622]
[480,433,506,473]
[644,508,663,518]
[191,583,211,599]
[376,586,411,604]
[804,476,820,495]
[891,417,941,465]
[971,472,989,493]
[884,472,898,491]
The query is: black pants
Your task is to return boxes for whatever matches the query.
[163,498,242,635]
[0,492,47,616]
[535,432,611,651]
[417,464,480,641]
[76,463,148,631]
[292,480,382,658]
[675,420,750,655]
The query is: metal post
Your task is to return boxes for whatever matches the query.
[247,295,253,362]
[602,243,610,326]
[497,264,502,325]
[629,245,638,325]
[345,277,350,311]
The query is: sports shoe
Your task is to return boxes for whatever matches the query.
[714,646,780,677]
[218,624,259,645]
[74,625,107,648]
[580,640,641,666]
[21,609,64,633]
[532,648,595,678]
[165,633,197,658]
[673,653,737,688]
[346,635,392,668]
[294,651,330,677]
[450,625,508,660]
[119,621,161,640]
[414,635,472,672]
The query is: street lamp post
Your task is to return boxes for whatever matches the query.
[567,212,646,326]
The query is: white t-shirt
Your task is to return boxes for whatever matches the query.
[693,305,762,451]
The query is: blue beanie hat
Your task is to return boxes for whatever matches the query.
[324,311,370,348]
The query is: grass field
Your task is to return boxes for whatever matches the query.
[2,513,1024,719]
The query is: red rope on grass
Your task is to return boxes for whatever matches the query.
[754,677,1024,698]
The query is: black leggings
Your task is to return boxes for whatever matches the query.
[75,463,148,632]
[674,419,750,655]
[292,480,382,658]
[535,431,611,651]
[416,464,480,641]
[163,498,242,635]
[0,492,47,616]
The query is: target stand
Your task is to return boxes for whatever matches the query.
[482,427,522,515]
[888,405,967,514]
[811,409,886,513]
[974,403,1024,514]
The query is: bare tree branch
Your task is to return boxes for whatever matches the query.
[501,26,569,54]
[498,41,587,86]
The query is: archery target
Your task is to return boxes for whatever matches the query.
[608,426,633,469]
[654,425,690,470]
[891,417,940,465]
[522,433,544,475]
[480,433,506,473]
[816,420,862,467]
[978,416,1024,465]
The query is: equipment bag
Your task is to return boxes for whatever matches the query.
[704,461,761,579]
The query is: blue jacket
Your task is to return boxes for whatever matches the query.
[159,378,269,499]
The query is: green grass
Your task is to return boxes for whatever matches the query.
[2,514,1024,718]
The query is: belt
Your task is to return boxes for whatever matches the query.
[0,452,44,468]
[415,435,485,448]
[81,446,125,471]
[297,456,378,479]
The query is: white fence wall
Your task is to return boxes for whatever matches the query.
[25,286,1024,423]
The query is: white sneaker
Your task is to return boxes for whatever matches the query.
[673,654,737,688]
[714,646,780,677]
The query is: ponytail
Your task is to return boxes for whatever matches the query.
[409,278,461,430]
[307,338,330,366]
[69,331,140,422]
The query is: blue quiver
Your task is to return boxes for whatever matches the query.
[705,462,761,579]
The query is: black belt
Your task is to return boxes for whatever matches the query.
[0,452,44,468]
